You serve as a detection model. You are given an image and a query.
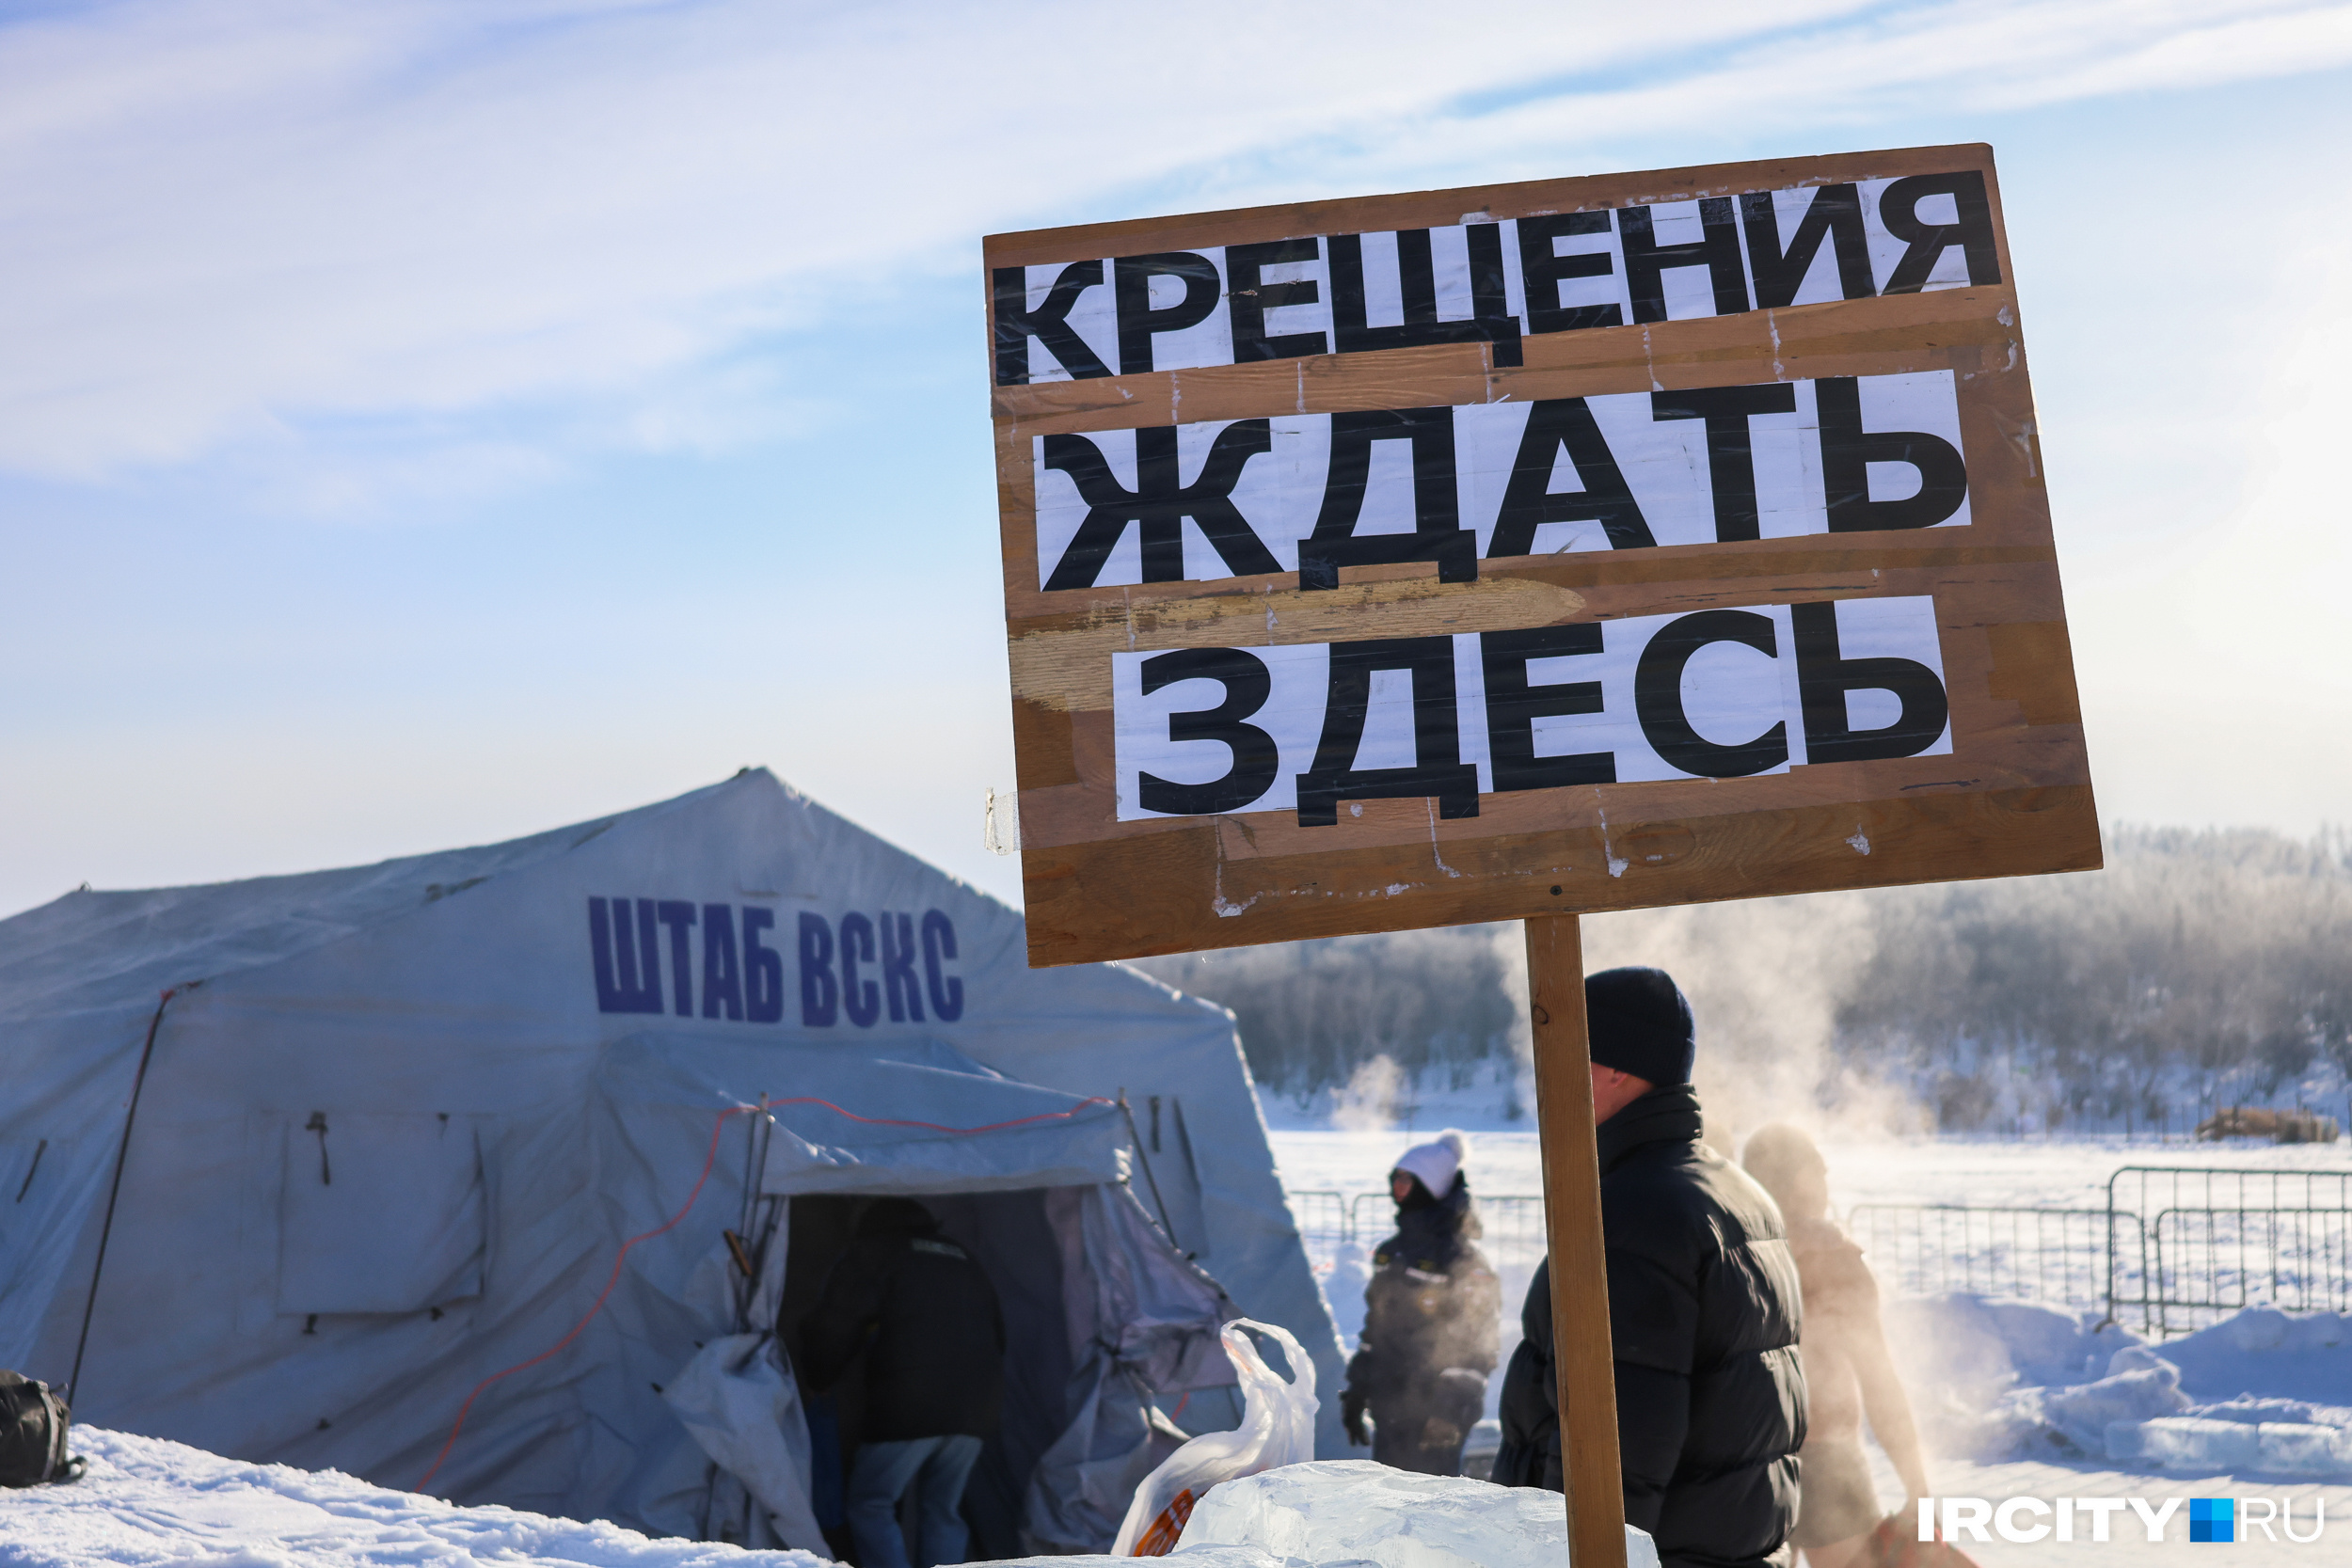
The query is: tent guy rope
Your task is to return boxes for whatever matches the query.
[68,980,201,1407]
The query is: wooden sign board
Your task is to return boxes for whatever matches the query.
[987,144,2099,969]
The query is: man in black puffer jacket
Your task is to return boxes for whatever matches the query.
[799,1198,1005,1568]
[1494,967,1804,1568]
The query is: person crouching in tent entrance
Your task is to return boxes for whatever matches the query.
[1339,1131,1501,1475]
[800,1198,1006,1568]
[1742,1125,1935,1568]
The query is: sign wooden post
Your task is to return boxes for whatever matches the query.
[1525,913,1626,1566]
[984,144,2097,1563]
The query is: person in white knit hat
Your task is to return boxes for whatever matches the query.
[1338,1130,1501,1476]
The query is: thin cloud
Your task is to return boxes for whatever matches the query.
[1210,0,2352,196]
[0,0,2343,483]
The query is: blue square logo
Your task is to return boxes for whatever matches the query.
[2189,1497,2234,1543]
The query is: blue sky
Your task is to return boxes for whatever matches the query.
[4,0,2350,917]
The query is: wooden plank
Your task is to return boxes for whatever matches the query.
[989,226,2099,960]
[1526,912,1626,1568]
[1020,784,2098,965]
[991,281,2024,431]
[994,286,2052,622]
[1005,550,2075,721]
[984,143,2002,270]
[982,148,2100,944]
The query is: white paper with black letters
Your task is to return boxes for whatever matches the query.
[1038,370,1966,591]
[1112,596,1950,821]
[1007,172,1995,384]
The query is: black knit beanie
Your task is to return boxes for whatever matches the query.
[1584,966,1694,1087]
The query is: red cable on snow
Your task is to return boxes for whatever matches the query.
[414,1090,1112,1492]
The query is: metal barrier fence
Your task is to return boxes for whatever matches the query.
[1844,1205,2135,1315]
[2147,1209,2352,1332]
[2109,1168,2352,1337]
[1470,1195,1549,1268]
[1347,1192,1550,1267]
[1294,1168,2352,1341]
[1289,1191,1550,1275]
[1286,1190,1352,1277]
[1823,1171,2352,1338]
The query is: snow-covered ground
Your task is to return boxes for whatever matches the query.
[12,1131,2352,1568]
[2,1439,1653,1568]
[1265,1125,2352,1212]
[0,1426,830,1567]
[1254,1062,1535,1136]
[15,1418,2348,1567]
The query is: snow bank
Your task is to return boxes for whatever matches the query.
[1885,1296,2352,1478]
[990,1461,1657,1568]
[2106,1415,2352,1476]
[1179,1462,1657,1568]
[0,1426,834,1568]
[2163,1305,2352,1407]
[4,1434,1645,1568]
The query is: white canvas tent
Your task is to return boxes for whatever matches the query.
[0,770,1343,1555]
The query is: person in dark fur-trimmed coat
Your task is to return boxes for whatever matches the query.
[1494,968,1805,1568]
[1339,1130,1502,1476]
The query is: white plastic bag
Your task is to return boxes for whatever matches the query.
[1111,1317,1320,1557]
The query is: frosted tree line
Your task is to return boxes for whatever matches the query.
[1130,827,2352,1136]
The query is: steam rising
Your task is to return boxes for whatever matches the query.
[1572,890,1920,1143]
[1332,1054,1407,1132]
[1138,827,2352,1136]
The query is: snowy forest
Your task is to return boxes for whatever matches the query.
[1129,827,2352,1136]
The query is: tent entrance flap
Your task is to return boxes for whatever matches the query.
[779,1182,1239,1560]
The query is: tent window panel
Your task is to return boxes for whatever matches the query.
[278,1112,484,1315]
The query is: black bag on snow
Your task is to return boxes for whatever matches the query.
[0,1370,84,1486]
